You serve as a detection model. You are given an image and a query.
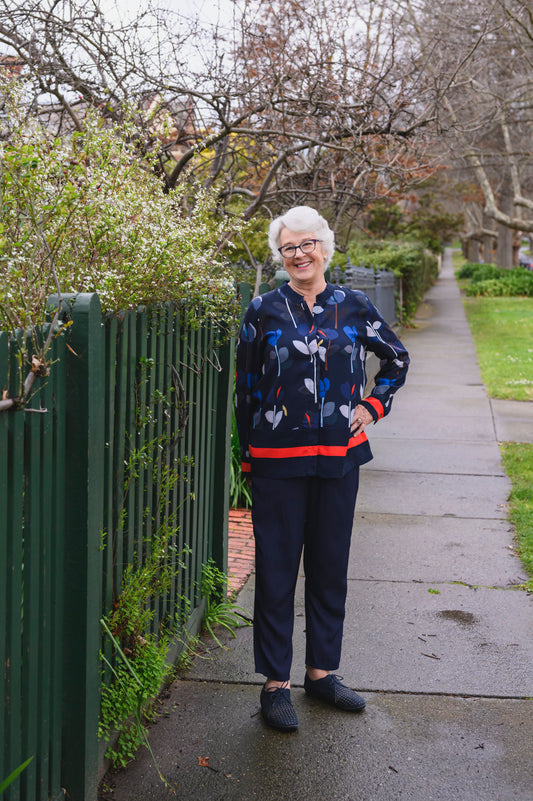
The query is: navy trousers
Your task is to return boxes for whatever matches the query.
[251,468,359,681]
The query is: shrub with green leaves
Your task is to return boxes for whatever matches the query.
[456,262,503,282]
[365,195,463,253]
[458,263,533,297]
[339,240,438,320]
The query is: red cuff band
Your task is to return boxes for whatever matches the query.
[363,396,385,420]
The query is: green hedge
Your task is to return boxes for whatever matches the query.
[340,240,439,320]
[458,263,533,297]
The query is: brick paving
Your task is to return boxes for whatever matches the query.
[227,508,254,597]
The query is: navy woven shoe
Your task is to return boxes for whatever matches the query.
[260,685,299,732]
[304,673,366,712]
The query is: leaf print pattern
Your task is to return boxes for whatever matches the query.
[251,388,262,428]
[339,381,358,429]
[343,325,359,372]
[327,289,346,304]
[266,329,282,375]
[366,319,400,358]
[318,377,335,426]
[316,326,338,368]
[293,338,319,359]
[265,409,283,428]
[265,385,286,430]
[327,288,346,324]
[304,378,315,394]
[235,281,409,476]
[240,322,256,343]
[302,410,319,428]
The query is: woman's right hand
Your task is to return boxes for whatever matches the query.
[350,405,373,435]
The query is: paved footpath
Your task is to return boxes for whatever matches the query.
[104,251,533,801]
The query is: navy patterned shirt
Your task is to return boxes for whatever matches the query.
[236,281,409,478]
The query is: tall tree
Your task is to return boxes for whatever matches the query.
[0,0,440,240]
[173,0,440,240]
[399,0,533,265]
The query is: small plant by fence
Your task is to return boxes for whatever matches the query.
[0,294,233,801]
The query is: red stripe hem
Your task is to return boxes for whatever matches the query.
[249,432,367,460]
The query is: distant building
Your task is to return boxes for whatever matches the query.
[0,54,24,77]
[140,92,195,164]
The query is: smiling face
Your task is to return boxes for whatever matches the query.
[278,228,327,294]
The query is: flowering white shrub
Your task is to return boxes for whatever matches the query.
[0,90,241,337]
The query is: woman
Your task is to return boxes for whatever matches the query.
[235,206,409,732]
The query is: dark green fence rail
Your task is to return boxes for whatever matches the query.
[1,294,234,801]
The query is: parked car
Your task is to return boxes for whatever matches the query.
[519,252,533,270]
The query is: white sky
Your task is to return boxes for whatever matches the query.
[97,0,240,76]
[101,0,236,27]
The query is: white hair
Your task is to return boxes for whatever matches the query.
[268,206,335,268]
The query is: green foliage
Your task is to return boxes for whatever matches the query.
[99,621,171,771]
[468,272,533,298]
[201,559,252,647]
[99,533,181,772]
[229,409,251,509]
[0,757,33,796]
[500,443,533,591]
[458,262,533,297]
[98,368,192,775]
[99,550,248,774]
[225,199,270,269]
[365,200,404,239]
[456,262,502,281]
[365,195,463,253]
[401,199,463,253]
[0,79,241,339]
[98,413,245,773]
[343,239,438,321]
[175,633,200,672]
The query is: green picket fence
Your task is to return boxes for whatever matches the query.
[0,294,233,801]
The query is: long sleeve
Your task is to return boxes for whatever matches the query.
[358,294,409,422]
[235,299,262,473]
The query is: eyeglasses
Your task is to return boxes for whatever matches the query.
[278,239,321,259]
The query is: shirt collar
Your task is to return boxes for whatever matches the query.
[279,281,334,305]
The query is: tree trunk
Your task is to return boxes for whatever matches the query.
[466,238,480,263]
[496,179,514,269]
[482,213,496,263]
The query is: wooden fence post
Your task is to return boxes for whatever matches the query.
[50,293,105,801]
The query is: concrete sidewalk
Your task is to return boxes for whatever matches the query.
[103,251,533,801]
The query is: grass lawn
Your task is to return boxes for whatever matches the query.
[456,258,533,588]
[462,296,533,401]
[500,443,533,591]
